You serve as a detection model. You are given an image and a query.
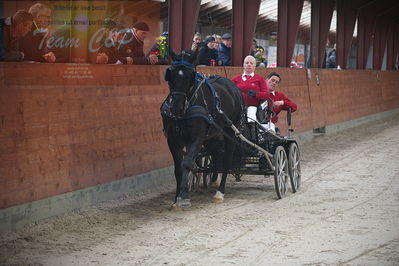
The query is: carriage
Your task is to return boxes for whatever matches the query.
[187,106,301,199]
[162,50,301,208]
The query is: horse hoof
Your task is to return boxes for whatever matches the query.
[212,197,224,204]
[171,203,183,211]
[211,180,220,187]
[213,191,224,203]
[176,197,191,208]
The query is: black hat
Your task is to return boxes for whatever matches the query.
[133,21,149,31]
[221,33,232,39]
[204,36,215,44]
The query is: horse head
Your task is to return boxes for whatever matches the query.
[165,50,197,118]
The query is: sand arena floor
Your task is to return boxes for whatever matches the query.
[1,114,399,265]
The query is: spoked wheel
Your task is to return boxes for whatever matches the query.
[233,173,243,182]
[273,146,289,199]
[188,162,201,192]
[195,154,213,188]
[288,142,301,193]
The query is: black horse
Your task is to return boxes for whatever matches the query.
[161,50,243,208]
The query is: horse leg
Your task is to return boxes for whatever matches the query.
[213,137,235,203]
[210,154,221,185]
[167,138,184,204]
[176,138,204,208]
[210,138,224,185]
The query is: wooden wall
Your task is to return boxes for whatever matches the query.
[1,63,398,209]
[0,63,170,208]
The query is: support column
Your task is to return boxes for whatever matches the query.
[277,0,304,67]
[373,6,399,70]
[168,0,201,54]
[310,0,335,68]
[232,0,261,66]
[373,16,390,70]
[386,24,395,70]
[336,0,357,69]
[357,8,376,69]
[393,23,399,70]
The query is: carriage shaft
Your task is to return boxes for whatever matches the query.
[230,124,275,171]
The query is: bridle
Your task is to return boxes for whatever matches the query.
[165,60,200,117]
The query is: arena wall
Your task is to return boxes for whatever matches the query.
[1,63,398,232]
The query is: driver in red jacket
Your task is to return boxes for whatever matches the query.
[231,55,269,123]
[231,55,269,106]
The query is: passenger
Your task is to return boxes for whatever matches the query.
[20,3,56,62]
[196,36,218,66]
[117,21,158,65]
[265,72,297,133]
[218,33,232,66]
[231,55,269,122]
[0,10,33,61]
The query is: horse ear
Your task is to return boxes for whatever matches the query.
[164,68,171,82]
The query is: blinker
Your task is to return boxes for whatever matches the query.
[165,68,171,81]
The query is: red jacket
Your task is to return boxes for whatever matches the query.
[270,91,297,123]
[232,74,269,106]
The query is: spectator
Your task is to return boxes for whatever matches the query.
[212,34,222,48]
[20,3,55,62]
[264,71,297,133]
[212,34,222,65]
[0,10,33,61]
[218,33,232,66]
[191,32,202,51]
[326,43,336,68]
[96,21,125,64]
[254,46,266,67]
[196,36,218,66]
[117,21,158,65]
[231,55,269,122]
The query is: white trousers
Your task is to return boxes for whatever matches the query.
[246,106,275,133]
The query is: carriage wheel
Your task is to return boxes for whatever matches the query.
[233,173,243,181]
[200,155,213,188]
[288,142,301,193]
[188,162,200,192]
[273,146,289,199]
[194,154,212,188]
